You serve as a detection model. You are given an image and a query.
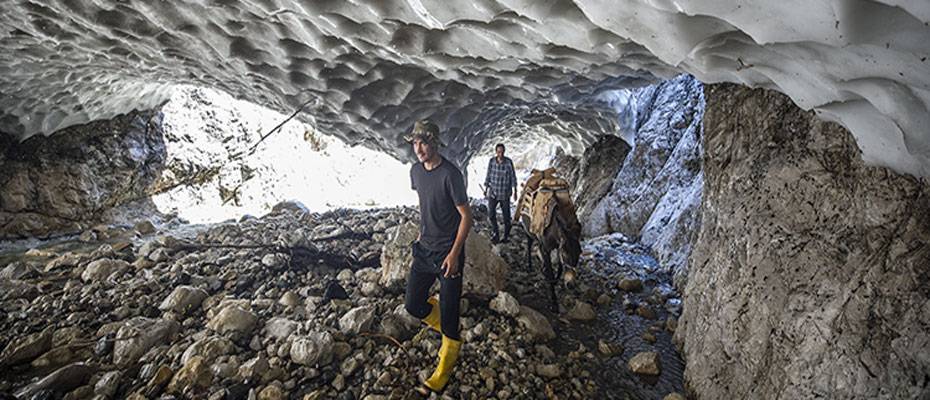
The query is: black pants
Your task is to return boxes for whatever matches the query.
[487,197,512,239]
[404,242,465,340]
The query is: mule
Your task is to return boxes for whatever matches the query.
[520,206,582,312]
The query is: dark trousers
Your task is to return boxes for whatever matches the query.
[487,197,512,239]
[404,242,464,340]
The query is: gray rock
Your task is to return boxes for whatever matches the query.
[148,247,171,263]
[517,306,555,342]
[113,317,179,367]
[261,253,285,269]
[0,280,37,301]
[271,200,308,215]
[570,135,632,222]
[489,291,521,316]
[134,220,156,235]
[379,306,418,341]
[597,339,622,356]
[258,383,286,400]
[14,362,96,399]
[181,335,235,364]
[94,370,122,398]
[0,261,33,280]
[264,318,299,340]
[678,84,930,399]
[81,258,130,282]
[380,223,509,295]
[239,354,270,381]
[340,354,361,377]
[159,286,208,315]
[0,327,53,366]
[585,75,704,285]
[167,355,212,394]
[213,361,239,380]
[339,306,375,335]
[278,291,300,307]
[0,110,167,240]
[336,268,354,282]
[360,281,381,297]
[618,278,643,292]
[79,229,97,242]
[290,331,334,366]
[567,300,596,321]
[461,229,511,295]
[136,241,158,259]
[44,252,85,272]
[629,352,661,375]
[207,305,258,334]
[535,363,561,379]
[379,223,418,289]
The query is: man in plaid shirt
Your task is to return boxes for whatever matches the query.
[483,143,518,243]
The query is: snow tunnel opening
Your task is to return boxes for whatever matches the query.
[152,86,417,224]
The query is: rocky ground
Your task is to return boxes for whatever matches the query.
[1,202,686,400]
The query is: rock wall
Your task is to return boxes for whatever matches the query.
[0,111,166,239]
[586,74,704,283]
[571,135,631,223]
[677,83,930,399]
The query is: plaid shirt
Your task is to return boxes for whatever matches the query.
[484,156,517,200]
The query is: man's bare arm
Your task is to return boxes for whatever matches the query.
[442,204,472,277]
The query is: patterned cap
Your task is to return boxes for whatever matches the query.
[404,120,443,146]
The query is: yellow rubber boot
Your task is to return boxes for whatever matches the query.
[421,297,441,333]
[423,335,463,392]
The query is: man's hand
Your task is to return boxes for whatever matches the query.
[444,204,471,278]
[442,250,461,278]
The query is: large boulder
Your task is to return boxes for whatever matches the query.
[570,135,632,222]
[677,83,930,400]
[0,111,166,240]
[584,75,704,285]
[380,222,509,296]
[461,229,510,296]
[379,223,419,288]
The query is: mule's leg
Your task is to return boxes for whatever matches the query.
[526,235,533,269]
[540,244,559,312]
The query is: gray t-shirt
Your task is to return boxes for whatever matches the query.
[410,157,468,251]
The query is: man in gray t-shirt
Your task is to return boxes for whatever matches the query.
[403,120,473,394]
[410,156,468,251]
